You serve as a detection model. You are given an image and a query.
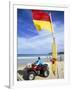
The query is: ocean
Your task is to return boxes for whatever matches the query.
[17,55,50,65]
[17,54,64,65]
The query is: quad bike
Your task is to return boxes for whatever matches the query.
[23,62,49,80]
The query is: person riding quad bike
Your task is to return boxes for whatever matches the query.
[23,57,49,80]
[34,57,43,65]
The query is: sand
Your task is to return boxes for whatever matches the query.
[17,61,64,81]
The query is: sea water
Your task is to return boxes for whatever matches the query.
[17,54,51,64]
[17,54,64,65]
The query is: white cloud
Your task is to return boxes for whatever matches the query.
[18,23,64,54]
[18,30,52,54]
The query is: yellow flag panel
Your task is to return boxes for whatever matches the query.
[33,20,52,32]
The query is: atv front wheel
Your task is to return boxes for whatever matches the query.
[28,71,35,80]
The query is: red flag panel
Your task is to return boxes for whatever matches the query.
[32,10,51,22]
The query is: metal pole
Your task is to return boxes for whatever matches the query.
[49,12,59,78]
[49,12,57,59]
[49,12,55,42]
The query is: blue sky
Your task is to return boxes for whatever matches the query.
[17,9,64,54]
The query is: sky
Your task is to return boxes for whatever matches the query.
[17,9,64,55]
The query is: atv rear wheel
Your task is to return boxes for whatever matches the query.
[43,70,49,77]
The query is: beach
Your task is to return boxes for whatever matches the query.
[17,60,64,81]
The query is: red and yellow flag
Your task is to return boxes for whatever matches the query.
[32,10,52,32]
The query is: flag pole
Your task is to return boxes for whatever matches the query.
[49,12,58,78]
[49,13,55,44]
[49,12,57,59]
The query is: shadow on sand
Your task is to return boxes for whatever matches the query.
[17,70,24,75]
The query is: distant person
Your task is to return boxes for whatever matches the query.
[34,57,44,66]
